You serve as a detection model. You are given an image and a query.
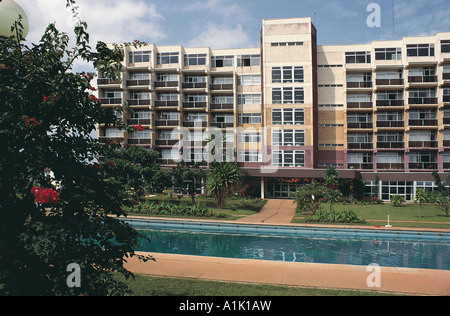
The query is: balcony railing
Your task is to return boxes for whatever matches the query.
[376,99,404,107]
[443,118,450,125]
[409,162,438,170]
[443,162,450,169]
[377,142,404,149]
[159,159,178,165]
[99,98,122,105]
[375,78,404,86]
[98,137,124,144]
[155,139,179,146]
[154,81,178,88]
[408,141,438,148]
[347,102,373,109]
[182,82,207,89]
[377,163,404,170]
[347,81,373,88]
[408,76,437,83]
[408,119,438,127]
[183,121,207,128]
[128,138,152,145]
[127,118,151,125]
[210,84,233,91]
[444,95,450,102]
[155,100,179,107]
[127,99,151,106]
[97,78,121,85]
[347,122,373,129]
[154,120,179,127]
[376,121,404,128]
[210,103,234,110]
[182,101,207,109]
[408,97,438,105]
[347,143,373,150]
[348,163,374,170]
[443,140,450,147]
[210,122,234,129]
[444,73,450,80]
[126,79,150,87]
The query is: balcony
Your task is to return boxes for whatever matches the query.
[348,163,374,170]
[376,121,404,128]
[210,103,234,111]
[444,95,450,103]
[377,163,405,170]
[210,83,233,91]
[127,99,151,106]
[408,118,438,127]
[408,140,438,148]
[97,78,122,86]
[408,97,438,105]
[183,121,207,128]
[127,138,152,146]
[409,162,438,170]
[182,102,207,110]
[210,122,234,129]
[375,78,404,86]
[408,75,437,83]
[126,79,151,88]
[154,81,179,89]
[155,100,179,108]
[443,162,450,170]
[443,118,450,125]
[347,122,373,129]
[347,102,373,110]
[377,142,404,149]
[347,81,373,89]
[376,99,404,107]
[127,118,151,125]
[347,143,374,150]
[98,137,124,145]
[99,98,122,105]
[444,140,450,147]
[155,139,179,146]
[444,73,450,80]
[182,82,207,90]
[154,120,179,127]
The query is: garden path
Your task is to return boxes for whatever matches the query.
[236,199,296,224]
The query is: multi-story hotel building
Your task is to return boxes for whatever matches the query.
[96,17,450,202]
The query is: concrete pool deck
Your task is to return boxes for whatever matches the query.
[124,199,450,296]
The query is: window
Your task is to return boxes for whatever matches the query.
[130,130,151,139]
[212,114,233,123]
[345,51,371,64]
[238,94,261,105]
[442,40,450,53]
[377,111,403,122]
[211,77,233,85]
[157,92,178,101]
[157,52,179,64]
[375,48,402,60]
[407,44,434,57]
[347,153,373,164]
[184,75,207,83]
[184,94,206,102]
[129,51,151,63]
[130,91,150,100]
[157,73,178,82]
[211,95,233,105]
[272,129,305,146]
[272,88,304,104]
[347,73,371,83]
[158,130,180,140]
[271,42,303,46]
[272,150,305,167]
[409,131,435,142]
[237,55,260,66]
[212,55,234,67]
[185,113,207,122]
[161,149,180,160]
[238,75,261,86]
[238,113,262,124]
[377,153,403,163]
[376,70,402,79]
[272,109,304,125]
[104,90,121,99]
[272,66,304,83]
[129,72,150,80]
[409,88,436,98]
[380,181,413,202]
[238,151,262,163]
[184,54,207,66]
[347,133,373,144]
[157,112,179,120]
[105,128,122,138]
[238,132,261,143]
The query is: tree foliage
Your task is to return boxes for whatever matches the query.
[0,4,152,296]
[207,162,244,209]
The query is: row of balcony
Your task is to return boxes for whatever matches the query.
[99,98,236,110]
[98,79,234,91]
[348,141,442,150]
[348,162,443,171]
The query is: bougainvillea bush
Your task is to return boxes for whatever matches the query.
[0,2,151,296]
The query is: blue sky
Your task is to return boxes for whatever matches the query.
[19,0,450,70]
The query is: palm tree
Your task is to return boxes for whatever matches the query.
[207,162,244,209]
[415,188,428,218]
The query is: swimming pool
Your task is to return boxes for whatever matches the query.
[122,218,450,270]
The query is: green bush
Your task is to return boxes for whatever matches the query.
[305,208,366,224]
[123,201,227,218]
[390,195,405,207]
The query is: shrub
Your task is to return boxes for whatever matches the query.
[390,195,405,207]
[123,201,226,218]
[305,208,366,224]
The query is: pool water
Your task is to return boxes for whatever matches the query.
[129,220,450,270]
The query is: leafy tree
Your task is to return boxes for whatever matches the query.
[207,162,244,209]
[0,4,151,296]
[173,162,207,205]
[391,195,405,207]
[434,193,450,217]
[414,188,429,218]
[291,182,329,213]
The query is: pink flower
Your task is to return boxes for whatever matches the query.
[42,95,49,102]
[131,125,145,132]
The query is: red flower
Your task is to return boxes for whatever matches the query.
[88,95,101,103]
[42,95,49,102]
[105,161,116,168]
[93,163,102,171]
[24,116,40,127]
[31,187,59,205]
[131,125,145,132]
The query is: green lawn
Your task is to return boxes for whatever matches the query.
[116,274,396,296]
[292,202,450,229]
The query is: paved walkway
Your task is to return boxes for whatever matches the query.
[236,199,297,224]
